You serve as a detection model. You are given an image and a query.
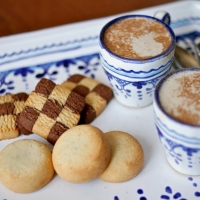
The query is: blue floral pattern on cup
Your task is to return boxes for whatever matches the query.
[104,67,171,101]
[156,125,200,169]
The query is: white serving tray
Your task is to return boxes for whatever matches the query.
[0,1,200,199]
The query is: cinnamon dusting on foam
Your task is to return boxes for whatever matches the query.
[104,18,171,60]
[160,71,200,125]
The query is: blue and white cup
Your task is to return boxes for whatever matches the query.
[99,12,176,108]
[153,68,200,175]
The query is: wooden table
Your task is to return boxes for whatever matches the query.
[0,0,176,37]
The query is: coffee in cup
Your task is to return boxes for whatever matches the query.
[159,69,200,125]
[103,17,171,60]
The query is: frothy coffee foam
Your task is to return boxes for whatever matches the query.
[104,18,171,59]
[159,71,200,126]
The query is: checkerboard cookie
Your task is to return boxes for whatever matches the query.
[18,78,85,145]
[61,74,113,124]
[0,139,54,193]
[98,131,144,182]
[0,92,31,140]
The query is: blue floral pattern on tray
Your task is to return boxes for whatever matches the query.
[0,53,100,94]
[114,180,200,199]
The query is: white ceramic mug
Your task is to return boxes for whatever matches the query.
[99,12,176,107]
[153,68,200,175]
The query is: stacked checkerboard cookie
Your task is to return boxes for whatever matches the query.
[0,74,113,144]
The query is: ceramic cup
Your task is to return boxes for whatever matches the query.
[99,12,176,107]
[153,68,200,175]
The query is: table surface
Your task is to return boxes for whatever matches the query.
[0,0,177,37]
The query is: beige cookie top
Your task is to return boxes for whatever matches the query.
[98,131,144,183]
[0,139,54,193]
[52,125,111,183]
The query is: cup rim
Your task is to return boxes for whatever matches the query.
[99,14,176,64]
[154,68,200,128]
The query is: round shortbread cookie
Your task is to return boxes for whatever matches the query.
[98,131,144,182]
[0,139,54,193]
[52,125,110,183]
